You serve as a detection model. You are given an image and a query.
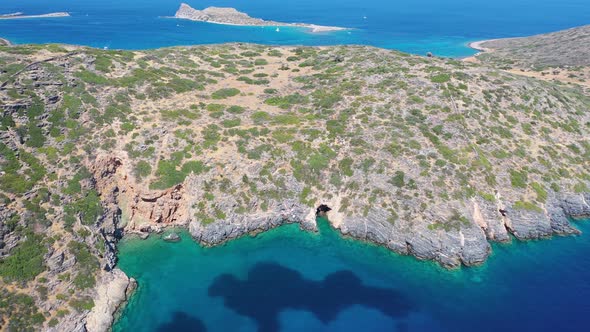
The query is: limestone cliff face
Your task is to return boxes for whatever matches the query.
[84,269,136,332]
[88,154,589,269]
[89,154,317,244]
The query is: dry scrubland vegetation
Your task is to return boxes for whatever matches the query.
[0,41,589,330]
[477,25,590,89]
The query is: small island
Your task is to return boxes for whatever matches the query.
[174,3,347,33]
[0,11,70,20]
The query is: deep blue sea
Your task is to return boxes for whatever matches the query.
[0,0,589,57]
[114,218,590,332]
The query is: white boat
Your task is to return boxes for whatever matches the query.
[276,27,280,32]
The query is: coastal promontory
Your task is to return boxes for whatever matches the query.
[0,25,589,331]
[174,3,347,32]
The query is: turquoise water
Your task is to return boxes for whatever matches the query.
[115,218,590,332]
[1,0,589,56]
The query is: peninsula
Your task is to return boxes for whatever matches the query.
[173,3,347,32]
[0,11,70,20]
[0,24,589,331]
[467,24,590,88]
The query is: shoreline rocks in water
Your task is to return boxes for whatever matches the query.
[49,269,136,332]
[163,232,181,242]
[173,3,348,33]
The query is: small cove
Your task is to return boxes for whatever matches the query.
[114,217,590,332]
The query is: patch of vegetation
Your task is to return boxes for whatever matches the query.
[0,289,45,331]
[150,158,207,190]
[431,73,451,83]
[513,200,543,213]
[510,169,528,188]
[69,297,94,312]
[135,160,152,178]
[75,70,109,85]
[211,88,240,99]
[427,209,470,231]
[68,241,99,290]
[0,233,47,282]
[531,182,548,202]
[265,93,309,109]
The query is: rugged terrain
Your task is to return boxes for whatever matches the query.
[174,3,346,32]
[471,25,590,90]
[0,36,589,330]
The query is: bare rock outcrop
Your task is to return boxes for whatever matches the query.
[85,269,136,332]
[189,199,316,245]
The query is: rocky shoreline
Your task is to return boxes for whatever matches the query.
[1,38,589,331]
[79,188,589,332]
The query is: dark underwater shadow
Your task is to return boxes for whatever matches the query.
[156,311,207,332]
[208,262,414,332]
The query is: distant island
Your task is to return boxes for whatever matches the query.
[0,11,70,20]
[173,3,347,33]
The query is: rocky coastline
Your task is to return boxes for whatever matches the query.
[173,3,347,33]
[1,35,589,331]
[0,37,10,46]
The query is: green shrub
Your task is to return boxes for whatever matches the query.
[308,153,329,174]
[226,105,245,114]
[150,159,207,190]
[75,70,109,85]
[222,118,241,128]
[135,161,152,178]
[254,58,268,66]
[74,190,103,225]
[513,201,542,212]
[0,290,45,330]
[339,158,354,177]
[531,182,548,202]
[0,233,47,282]
[390,171,405,188]
[273,113,300,125]
[431,73,451,83]
[69,297,94,312]
[211,88,240,99]
[265,93,308,109]
[68,241,99,290]
[24,124,46,148]
[510,170,528,188]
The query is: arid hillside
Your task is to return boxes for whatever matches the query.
[0,42,589,330]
